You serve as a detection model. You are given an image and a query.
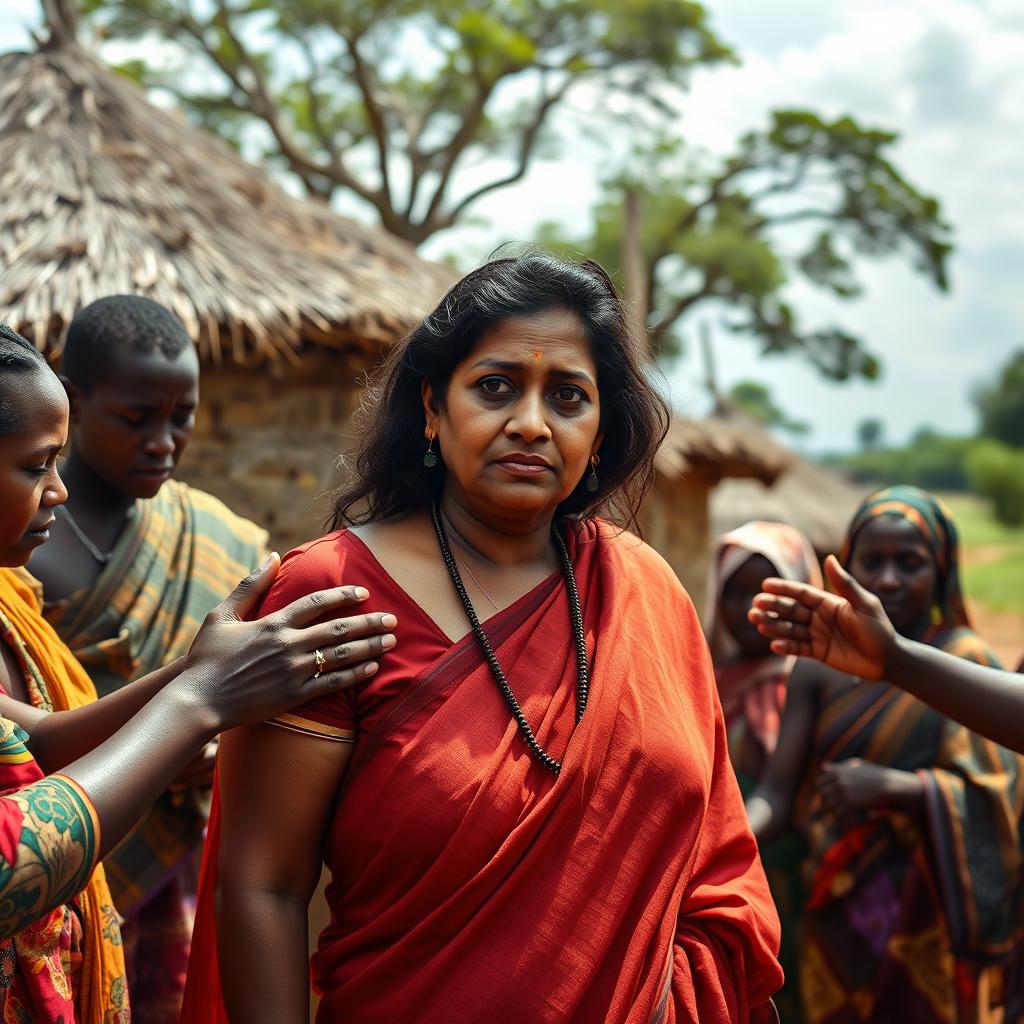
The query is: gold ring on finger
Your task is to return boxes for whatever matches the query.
[313,648,326,679]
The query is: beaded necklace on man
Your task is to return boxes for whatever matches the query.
[430,502,589,777]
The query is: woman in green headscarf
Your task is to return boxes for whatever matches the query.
[746,486,1024,1024]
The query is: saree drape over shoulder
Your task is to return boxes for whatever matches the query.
[799,487,1024,1024]
[0,569,128,1023]
[183,520,783,1023]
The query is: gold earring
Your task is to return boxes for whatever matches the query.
[586,454,600,493]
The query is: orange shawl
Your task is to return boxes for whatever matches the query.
[183,521,782,1022]
[0,569,128,1022]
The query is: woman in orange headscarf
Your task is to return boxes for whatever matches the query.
[184,254,783,1023]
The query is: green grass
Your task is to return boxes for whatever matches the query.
[964,549,1024,613]
[940,493,1024,613]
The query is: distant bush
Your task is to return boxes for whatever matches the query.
[966,440,1024,527]
[829,432,975,492]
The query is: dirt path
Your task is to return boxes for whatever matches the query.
[968,602,1024,670]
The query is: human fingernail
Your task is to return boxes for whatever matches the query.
[259,552,278,571]
[364,661,379,676]
[381,634,396,649]
[381,614,397,628]
[354,587,369,600]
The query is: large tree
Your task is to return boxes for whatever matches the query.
[82,0,732,245]
[537,111,952,379]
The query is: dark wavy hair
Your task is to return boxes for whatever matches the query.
[328,252,670,532]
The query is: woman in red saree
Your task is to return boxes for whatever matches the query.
[183,254,783,1023]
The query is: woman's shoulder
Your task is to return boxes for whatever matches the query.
[259,530,384,614]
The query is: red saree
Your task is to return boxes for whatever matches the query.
[183,520,782,1022]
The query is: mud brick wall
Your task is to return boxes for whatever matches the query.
[176,351,375,553]
[641,470,714,619]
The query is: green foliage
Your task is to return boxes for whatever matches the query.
[856,417,884,451]
[83,0,733,244]
[727,380,809,436]
[966,439,1024,528]
[942,494,1024,614]
[830,432,975,492]
[538,110,951,378]
[975,350,1024,448]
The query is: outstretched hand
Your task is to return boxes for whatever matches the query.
[183,552,396,730]
[747,554,896,681]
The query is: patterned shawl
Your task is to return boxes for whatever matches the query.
[0,569,128,1022]
[708,521,822,757]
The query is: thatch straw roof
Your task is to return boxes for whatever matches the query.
[710,447,865,555]
[656,414,791,486]
[0,37,455,365]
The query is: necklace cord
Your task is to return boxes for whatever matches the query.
[430,502,589,776]
[59,505,114,564]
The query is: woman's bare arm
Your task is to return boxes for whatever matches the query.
[751,554,1024,753]
[0,659,184,773]
[745,660,821,842]
[217,723,353,1024]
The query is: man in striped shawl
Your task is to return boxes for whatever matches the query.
[25,295,267,1024]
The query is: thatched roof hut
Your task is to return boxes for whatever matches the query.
[0,17,456,546]
[707,411,864,555]
[646,414,790,615]
[0,27,453,364]
[655,414,791,485]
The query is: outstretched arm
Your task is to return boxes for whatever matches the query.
[0,555,395,939]
[0,658,185,774]
[750,554,1024,754]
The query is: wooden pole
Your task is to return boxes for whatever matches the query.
[41,0,79,48]
[700,320,725,413]
[622,186,649,351]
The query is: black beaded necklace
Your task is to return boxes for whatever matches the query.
[430,502,589,777]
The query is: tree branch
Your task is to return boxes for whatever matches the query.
[647,159,750,269]
[335,26,393,212]
[651,275,717,335]
[194,3,384,212]
[418,68,499,231]
[294,34,344,171]
[433,78,572,232]
[753,207,838,229]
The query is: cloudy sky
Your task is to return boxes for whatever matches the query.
[3,0,1022,451]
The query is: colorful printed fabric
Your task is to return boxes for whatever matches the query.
[25,480,265,1024]
[0,572,129,1023]
[797,490,1023,1024]
[27,479,266,918]
[183,523,783,1023]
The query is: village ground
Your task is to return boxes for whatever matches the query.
[943,494,1024,669]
